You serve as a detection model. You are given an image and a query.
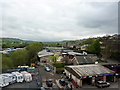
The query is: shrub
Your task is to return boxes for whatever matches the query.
[53,63,64,68]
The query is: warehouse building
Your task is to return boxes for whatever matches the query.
[64,64,116,88]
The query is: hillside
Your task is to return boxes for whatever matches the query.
[0,38,34,48]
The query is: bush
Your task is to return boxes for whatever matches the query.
[56,68,64,74]
[53,63,64,68]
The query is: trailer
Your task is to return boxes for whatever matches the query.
[20,71,32,82]
[11,72,24,83]
[0,75,10,87]
[1,73,16,84]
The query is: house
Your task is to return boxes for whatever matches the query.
[61,51,97,65]
[100,34,120,60]
[75,55,95,65]
[38,50,54,63]
[64,64,116,88]
[81,44,88,51]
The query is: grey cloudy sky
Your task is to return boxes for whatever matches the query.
[0,0,118,42]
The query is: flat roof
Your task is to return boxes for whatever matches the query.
[46,47,65,50]
[65,64,115,78]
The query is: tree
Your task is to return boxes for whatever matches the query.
[10,49,29,66]
[87,39,101,55]
[26,42,43,64]
[50,55,60,64]
[2,54,13,71]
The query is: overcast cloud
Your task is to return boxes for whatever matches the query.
[0,0,118,42]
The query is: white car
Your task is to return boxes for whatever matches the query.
[45,67,51,72]
[95,81,110,88]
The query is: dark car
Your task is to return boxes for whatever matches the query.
[46,79,53,87]
[59,79,66,86]
[95,81,110,88]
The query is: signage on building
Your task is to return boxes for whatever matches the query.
[83,76,87,78]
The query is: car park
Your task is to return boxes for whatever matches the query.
[46,79,53,87]
[95,81,110,88]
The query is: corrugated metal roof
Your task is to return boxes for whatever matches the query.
[38,50,54,57]
[65,64,115,77]
[76,56,95,64]
[68,52,83,55]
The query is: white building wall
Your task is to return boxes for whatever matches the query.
[65,69,82,87]
[64,69,69,76]
[72,75,76,80]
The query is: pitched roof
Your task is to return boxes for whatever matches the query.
[65,64,115,78]
[76,56,95,64]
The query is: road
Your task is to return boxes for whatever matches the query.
[38,65,60,89]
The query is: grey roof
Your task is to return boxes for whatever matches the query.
[76,56,95,64]
[65,64,115,78]
[38,50,54,57]
[68,52,83,55]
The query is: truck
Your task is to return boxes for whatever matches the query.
[0,75,10,87]
[20,71,32,82]
[11,72,24,83]
[1,73,16,84]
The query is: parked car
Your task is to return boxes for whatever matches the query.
[40,87,46,90]
[95,81,110,88]
[0,75,10,87]
[45,67,51,72]
[59,79,66,86]
[46,79,53,87]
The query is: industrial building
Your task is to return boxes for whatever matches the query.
[64,64,116,88]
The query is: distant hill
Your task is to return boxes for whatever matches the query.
[0,38,34,48]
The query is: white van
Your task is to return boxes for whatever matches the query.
[1,73,16,84]
[20,71,32,82]
[11,72,24,83]
[0,75,10,87]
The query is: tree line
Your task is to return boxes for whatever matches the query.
[2,42,43,72]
